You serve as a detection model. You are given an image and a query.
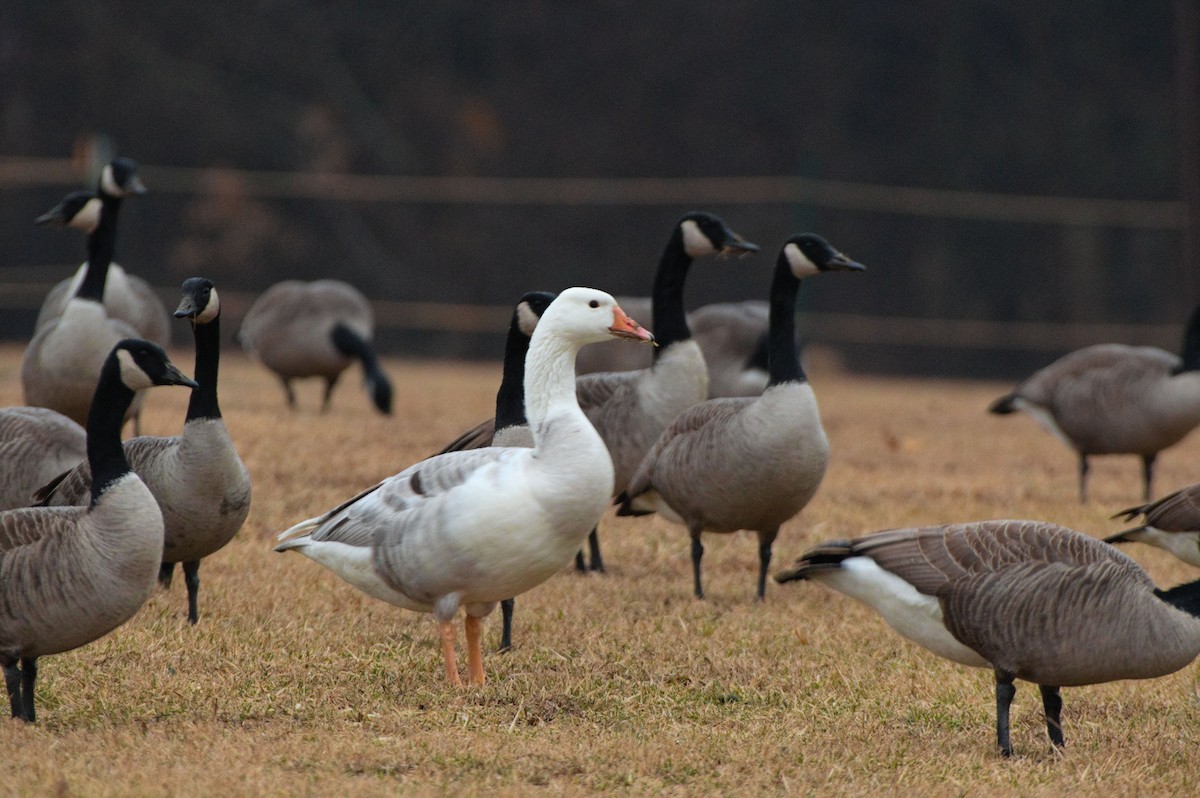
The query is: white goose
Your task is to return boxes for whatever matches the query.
[275,288,654,685]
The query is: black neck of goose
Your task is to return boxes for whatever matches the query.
[331,324,384,385]
[1154,578,1200,618]
[186,313,222,422]
[85,357,136,508]
[767,255,805,386]
[494,319,531,431]
[650,230,694,362]
[1177,306,1200,373]
[77,193,122,302]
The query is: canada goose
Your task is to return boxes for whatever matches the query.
[622,234,863,600]
[575,297,772,399]
[988,306,1200,503]
[34,190,171,348]
[275,289,653,686]
[36,278,252,624]
[236,279,392,415]
[775,520,1200,757]
[1106,483,1200,566]
[436,291,557,653]
[21,159,148,430]
[1,339,197,722]
[0,408,85,511]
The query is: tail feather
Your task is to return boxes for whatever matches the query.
[274,516,322,552]
[1110,504,1148,523]
[774,540,855,583]
[988,394,1018,415]
[614,492,654,517]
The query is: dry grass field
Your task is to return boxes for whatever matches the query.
[2,340,1200,796]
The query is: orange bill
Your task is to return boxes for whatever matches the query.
[609,305,656,345]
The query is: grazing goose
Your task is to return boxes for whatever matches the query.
[1106,483,1200,566]
[275,288,653,686]
[623,234,863,600]
[36,278,252,624]
[577,298,772,399]
[775,521,1200,757]
[988,306,1200,503]
[21,160,148,430]
[236,279,393,415]
[436,291,557,652]
[34,190,171,348]
[1,339,197,722]
[0,408,85,511]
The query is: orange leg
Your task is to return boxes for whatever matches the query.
[464,615,486,685]
[438,620,463,686]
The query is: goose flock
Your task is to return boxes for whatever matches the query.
[3,157,1200,761]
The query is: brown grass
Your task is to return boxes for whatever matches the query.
[2,341,1199,796]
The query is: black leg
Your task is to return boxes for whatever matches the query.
[587,528,605,573]
[183,560,201,625]
[690,528,705,600]
[756,529,778,601]
[19,657,36,723]
[3,657,21,720]
[1142,453,1157,502]
[281,378,296,409]
[321,376,339,413]
[574,550,587,573]
[158,561,175,589]
[498,597,514,653]
[1078,454,1089,503]
[995,672,1017,757]
[1040,684,1065,750]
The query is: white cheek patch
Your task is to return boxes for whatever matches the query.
[785,243,819,277]
[71,198,103,232]
[116,349,154,391]
[516,300,540,337]
[195,288,221,324]
[681,219,717,257]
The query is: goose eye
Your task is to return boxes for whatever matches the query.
[589,300,599,308]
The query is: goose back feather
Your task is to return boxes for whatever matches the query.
[0,408,85,510]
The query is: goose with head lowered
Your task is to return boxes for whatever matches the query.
[1,339,197,722]
[1105,481,1200,567]
[34,189,171,348]
[236,279,393,415]
[21,159,148,431]
[0,407,85,511]
[988,305,1200,503]
[622,234,863,601]
[36,278,252,625]
[275,288,654,686]
[436,291,557,653]
[776,520,1200,757]
[440,213,757,574]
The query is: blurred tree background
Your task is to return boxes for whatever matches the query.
[0,0,1195,376]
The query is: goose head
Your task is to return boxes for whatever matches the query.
[99,157,148,198]
[35,191,102,232]
[515,291,558,337]
[112,339,199,392]
[782,233,866,278]
[174,277,221,326]
[536,288,655,349]
[678,211,760,259]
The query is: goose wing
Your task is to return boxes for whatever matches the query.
[626,398,750,497]
[575,370,638,413]
[0,506,86,553]
[34,435,182,506]
[435,416,497,454]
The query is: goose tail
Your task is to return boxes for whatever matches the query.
[774,540,855,583]
[274,516,322,552]
[987,393,1018,415]
[1102,526,1145,546]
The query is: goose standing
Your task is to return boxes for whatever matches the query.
[21,159,148,430]
[988,306,1200,502]
[775,521,1200,757]
[436,291,557,652]
[1106,483,1200,566]
[236,279,393,415]
[622,234,863,600]
[34,190,171,348]
[1,339,197,722]
[37,278,252,624]
[275,288,653,686]
[0,407,85,511]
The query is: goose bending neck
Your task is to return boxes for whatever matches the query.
[524,331,582,438]
[77,192,123,304]
[494,319,531,431]
[331,323,385,385]
[767,255,805,387]
[650,229,695,362]
[1176,306,1200,374]
[186,313,222,422]
[85,357,136,507]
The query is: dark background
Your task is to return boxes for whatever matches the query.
[2,1,1197,377]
